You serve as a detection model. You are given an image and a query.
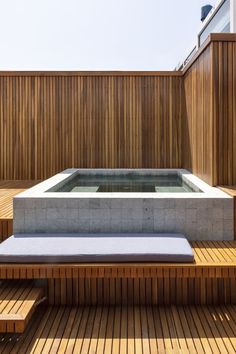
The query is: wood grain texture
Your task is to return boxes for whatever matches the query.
[183,45,213,185]
[0,241,235,279]
[0,75,183,180]
[0,181,39,242]
[0,305,236,352]
[183,35,236,186]
[0,220,12,243]
[45,240,236,305]
[46,277,236,306]
[0,34,235,185]
[183,33,236,74]
[212,41,236,185]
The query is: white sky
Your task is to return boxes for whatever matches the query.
[0,0,216,70]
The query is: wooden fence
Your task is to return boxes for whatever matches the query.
[0,72,183,180]
[0,34,235,185]
[183,33,236,186]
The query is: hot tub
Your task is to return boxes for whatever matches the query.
[47,169,202,193]
[13,169,234,240]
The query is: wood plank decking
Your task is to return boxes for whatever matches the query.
[0,181,39,242]
[0,304,235,353]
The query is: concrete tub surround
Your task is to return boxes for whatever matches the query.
[13,169,234,240]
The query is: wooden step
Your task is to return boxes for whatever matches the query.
[0,180,40,242]
[0,280,45,333]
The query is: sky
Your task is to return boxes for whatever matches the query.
[0,0,217,70]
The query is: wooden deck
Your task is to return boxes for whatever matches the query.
[0,304,235,353]
[0,181,39,242]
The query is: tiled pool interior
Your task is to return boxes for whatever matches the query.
[48,172,202,193]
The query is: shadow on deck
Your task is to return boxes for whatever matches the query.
[0,304,235,353]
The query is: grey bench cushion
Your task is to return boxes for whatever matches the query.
[0,233,194,263]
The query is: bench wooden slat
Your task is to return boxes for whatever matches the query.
[206,241,225,262]
[215,241,235,262]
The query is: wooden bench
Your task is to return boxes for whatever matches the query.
[0,280,45,333]
[0,241,235,306]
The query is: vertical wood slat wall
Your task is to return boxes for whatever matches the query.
[0,74,183,180]
[212,41,236,185]
[183,34,236,186]
[183,45,213,185]
[47,277,236,306]
[0,220,12,242]
[0,34,235,186]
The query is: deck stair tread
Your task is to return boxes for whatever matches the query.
[0,181,39,242]
[0,181,39,220]
[0,280,44,333]
[0,304,235,353]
